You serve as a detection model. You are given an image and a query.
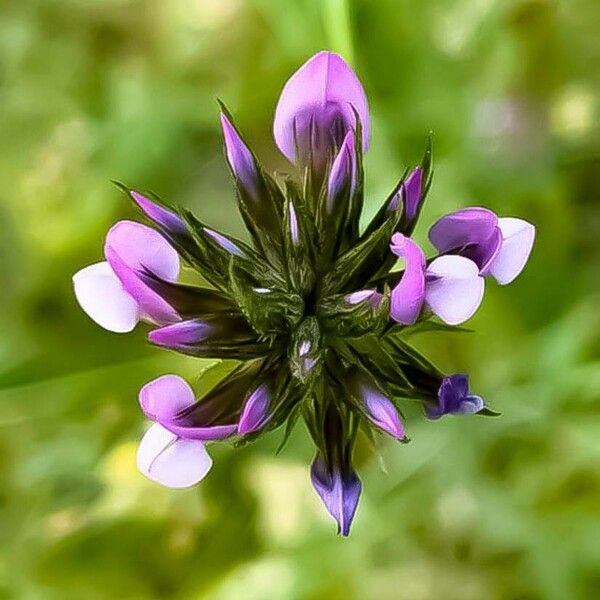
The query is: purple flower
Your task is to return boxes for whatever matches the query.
[345,288,383,307]
[390,233,484,325]
[220,112,260,201]
[238,383,272,434]
[355,382,405,439]
[425,374,485,419]
[429,208,535,284]
[326,131,357,213]
[73,221,180,332]
[273,51,369,169]
[311,453,361,537]
[203,227,245,257]
[130,191,188,236]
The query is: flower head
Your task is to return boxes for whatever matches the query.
[73,51,534,536]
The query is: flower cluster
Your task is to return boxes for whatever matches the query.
[73,51,535,535]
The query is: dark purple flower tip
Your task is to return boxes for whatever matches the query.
[426,373,485,419]
[203,227,245,257]
[148,319,213,348]
[310,455,361,536]
[401,166,423,223]
[326,130,356,213]
[273,51,370,165]
[238,383,271,434]
[220,112,260,200]
[428,207,501,272]
[360,384,406,439]
[130,191,188,236]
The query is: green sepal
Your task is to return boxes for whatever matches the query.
[321,203,401,295]
[289,317,323,385]
[317,288,390,338]
[229,263,304,335]
[218,102,285,264]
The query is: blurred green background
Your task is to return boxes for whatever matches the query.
[0,0,598,598]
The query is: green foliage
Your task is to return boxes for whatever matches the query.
[0,0,598,598]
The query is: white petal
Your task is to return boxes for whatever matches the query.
[425,256,485,325]
[72,261,140,332]
[487,217,535,285]
[136,423,212,489]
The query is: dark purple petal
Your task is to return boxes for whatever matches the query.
[203,227,245,257]
[389,233,426,325]
[220,112,260,201]
[104,220,180,325]
[130,191,187,235]
[401,166,423,224]
[326,130,356,213]
[273,51,369,165]
[148,319,213,347]
[310,455,361,536]
[426,373,485,419]
[238,383,271,434]
[428,207,500,272]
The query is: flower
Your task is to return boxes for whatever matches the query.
[429,208,535,284]
[73,51,534,536]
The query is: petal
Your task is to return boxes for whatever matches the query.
[104,220,180,324]
[454,395,485,415]
[136,423,212,489]
[326,130,356,213]
[389,233,426,325]
[487,218,535,285]
[310,456,361,537]
[360,385,405,439]
[428,207,498,254]
[130,191,187,235]
[203,227,245,257]
[288,201,300,245]
[273,51,369,162]
[139,375,196,422]
[238,383,271,434]
[220,112,259,200]
[425,256,484,325]
[402,166,423,223]
[72,261,140,332]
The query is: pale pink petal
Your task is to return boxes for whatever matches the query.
[487,218,535,285]
[425,256,484,325]
[136,423,212,489]
[72,261,140,332]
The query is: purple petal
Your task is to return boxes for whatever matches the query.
[425,255,484,325]
[104,220,180,325]
[428,207,498,258]
[360,384,405,439]
[130,191,187,235]
[203,227,245,257]
[326,130,356,213]
[73,261,140,332]
[427,374,484,419]
[148,319,213,348]
[273,51,369,163]
[237,383,271,434]
[402,166,423,223]
[487,218,535,285]
[220,112,259,201]
[389,233,426,325]
[136,423,212,488]
[310,455,361,536]
[139,374,195,423]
